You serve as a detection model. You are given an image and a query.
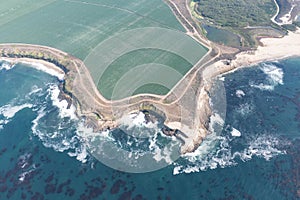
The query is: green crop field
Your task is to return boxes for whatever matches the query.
[99,48,193,99]
[0,0,208,98]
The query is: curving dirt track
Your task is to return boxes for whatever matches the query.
[0,41,217,154]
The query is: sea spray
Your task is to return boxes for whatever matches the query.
[250,63,284,91]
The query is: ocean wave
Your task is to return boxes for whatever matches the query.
[236,89,245,98]
[250,83,275,91]
[231,127,241,137]
[67,144,88,163]
[121,112,159,130]
[78,117,180,172]
[27,85,43,97]
[0,84,46,130]
[0,119,9,130]
[236,103,254,116]
[173,134,287,175]
[48,84,77,120]
[209,113,225,136]
[28,82,89,163]
[0,103,33,119]
[20,61,64,81]
[31,107,89,163]
[250,63,284,91]
[0,61,15,71]
[237,135,287,161]
[150,132,178,164]
[261,63,284,85]
[218,76,225,81]
[17,153,38,183]
[0,64,87,164]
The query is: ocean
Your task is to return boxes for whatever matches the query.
[0,58,300,199]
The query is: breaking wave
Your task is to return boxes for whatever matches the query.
[0,97,34,130]
[172,106,287,175]
[30,83,88,163]
[250,63,284,91]
[20,61,64,81]
[0,60,291,175]
[0,61,15,71]
[48,84,77,120]
[0,103,33,119]
[79,112,181,172]
[236,102,254,117]
[236,89,245,98]
[173,133,287,175]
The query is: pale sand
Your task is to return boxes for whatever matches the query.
[203,29,300,79]
[235,29,300,66]
[197,29,300,153]
[0,57,65,80]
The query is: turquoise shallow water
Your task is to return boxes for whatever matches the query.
[0,58,300,199]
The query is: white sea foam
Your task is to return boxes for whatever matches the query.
[209,113,224,129]
[31,107,46,137]
[0,61,15,71]
[261,63,284,85]
[251,63,284,91]
[0,103,33,119]
[124,112,177,163]
[21,61,64,80]
[0,119,9,130]
[77,118,178,168]
[236,90,245,98]
[122,112,158,129]
[28,85,43,97]
[173,134,286,175]
[236,103,254,116]
[237,135,287,161]
[34,126,88,163]
[18,169,35,183]
[173,165,182,175]
[218,76,225,81]
[132,112,147,126]
[250,83,275,91]
[67,145,88,163]
[75,123,118,162]
[48,84,77,120]
[31,107,89,163]
[76,122,114,141]
[150,132,176,164]
[231,127,241,137]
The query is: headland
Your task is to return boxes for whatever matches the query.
[1,0,300,154]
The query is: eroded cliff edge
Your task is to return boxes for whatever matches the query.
[0,43,215,154]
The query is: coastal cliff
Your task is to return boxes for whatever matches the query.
[0,44,214,154]
[1,29,299,154]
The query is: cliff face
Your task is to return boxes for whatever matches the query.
[0,44,217,154]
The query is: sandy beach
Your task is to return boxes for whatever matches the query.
[0,57,65,80]
[203,29,300,79]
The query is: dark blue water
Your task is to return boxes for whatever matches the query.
[1,58,300,199]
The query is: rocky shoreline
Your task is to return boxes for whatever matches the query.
[1,29,300,154]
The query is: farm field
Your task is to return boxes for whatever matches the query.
[0,0,208,98]
[98,48,193,99]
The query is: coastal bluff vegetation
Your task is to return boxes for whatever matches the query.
[190,0,300,47]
